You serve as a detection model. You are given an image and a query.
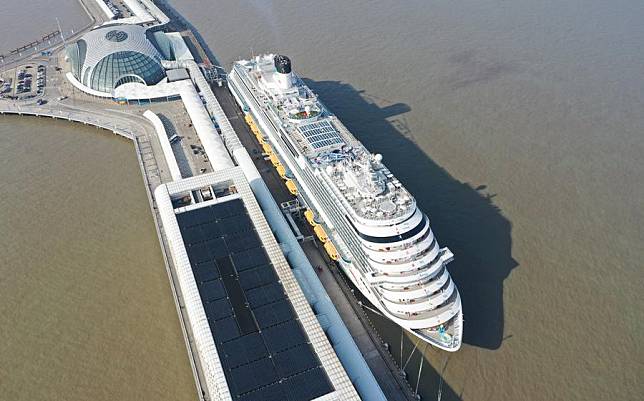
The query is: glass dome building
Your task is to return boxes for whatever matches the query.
[66,25,165,94]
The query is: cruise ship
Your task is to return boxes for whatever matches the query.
[228,54,463,351]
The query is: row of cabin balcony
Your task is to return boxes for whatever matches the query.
[363,229,435,262]
[380,265,446,291]
[385,290,460,322]
[379,277,454,309]
[366,240,438,270]
[367,240,441,275]
[367,249,451,285]
[378,267,449,298]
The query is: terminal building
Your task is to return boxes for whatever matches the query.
[64,24,192,100]
[58,3,388,400]
[65,24,165,93]
[155,169,360,401]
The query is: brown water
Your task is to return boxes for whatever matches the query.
[0,0,90,54]
[163,0,643,400]
[0,116,197,401]
[1,0,642,400]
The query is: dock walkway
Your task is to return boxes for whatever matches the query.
[0,99,207,400]
[212,83,419,401]
[1,0,425,397]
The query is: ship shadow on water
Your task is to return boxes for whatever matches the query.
[304,78,518,399]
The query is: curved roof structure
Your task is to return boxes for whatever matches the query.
[66,24,165,94]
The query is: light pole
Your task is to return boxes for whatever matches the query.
[56,18,66,48]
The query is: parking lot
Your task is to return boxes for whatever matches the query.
[0,62,52,100]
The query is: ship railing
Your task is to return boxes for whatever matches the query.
[370,249,446,282]
[387,290,460,322]
[366,237,437,267]
[377,277,452,307]
[379,266,446,293]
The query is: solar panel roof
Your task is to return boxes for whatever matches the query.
[176,199,333,401]
[297,119,345,151]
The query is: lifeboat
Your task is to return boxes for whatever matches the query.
[276,165,287,179]
[313,225,328,242]
[269,153,281,167]
[324,242,339,261]
[304,209,316,226]
[285,179,298,195]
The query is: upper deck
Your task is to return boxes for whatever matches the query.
[234,55,416,224]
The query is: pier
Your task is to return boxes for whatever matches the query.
[1,1,432,400]
[214,82,421,401]
[0,101,203,397]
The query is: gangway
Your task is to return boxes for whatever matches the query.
[280,200,312,242]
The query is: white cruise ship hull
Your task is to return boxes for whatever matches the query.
[227,56,463,352]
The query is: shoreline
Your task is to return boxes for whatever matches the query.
[1,1,424,400]
[0,0,100,69]
[0,105,208,399]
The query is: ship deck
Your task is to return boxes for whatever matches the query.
[213,83,422,401]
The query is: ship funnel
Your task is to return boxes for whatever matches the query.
[274,54,293,90]
[274,55,292,73]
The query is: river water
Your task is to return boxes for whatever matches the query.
[1,0,643,400]
[0,116,197,400]
[0,0,90,55]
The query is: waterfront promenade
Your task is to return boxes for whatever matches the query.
[0,1,426,400]
[0,100,207,400]
[1,84,419,401]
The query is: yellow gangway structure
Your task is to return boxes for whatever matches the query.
[304,209,316,226]
[269,153,281,167]
[324,241,339,261]
[244,114,254,126]
[313,225,329,243]
[285,179,298,195]
[262,143,273,154]
[276,165,287,179]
